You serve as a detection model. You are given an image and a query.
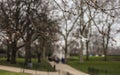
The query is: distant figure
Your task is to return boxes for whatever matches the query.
[54,56,59,63]
[61,58,65,64]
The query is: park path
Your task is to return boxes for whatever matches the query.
[49,61,89,75]
[0,62,89,75]
[0,65,61,75]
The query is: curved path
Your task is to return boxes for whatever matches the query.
[0,65,58,75]
[49,62,89,75]
[0,62,89,75]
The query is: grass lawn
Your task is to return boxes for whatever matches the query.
[0,58,54,71]
[0,70,30,75]
[67,56,120,75]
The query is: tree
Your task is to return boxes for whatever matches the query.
[91,0,118,61]
[70,0,119,62]
[0,0,23,63]
[21,0,59,64]
[53,0,84,62]
[95,15,115,61]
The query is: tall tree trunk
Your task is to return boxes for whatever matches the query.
[11,41,17,64]
[79,40,84,63]
[79,0,84,63]
[37,52,41,63]
[104,48,107,61]
[104,25,111,61]
[103,36,107,61]
[25,40,32,64]
[86,41,89,61]
[64,38,68,63]
[37,45,41,63]
[6,43,11,62]
[42,46,46,60]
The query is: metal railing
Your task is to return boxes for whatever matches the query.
[88,67,120,75]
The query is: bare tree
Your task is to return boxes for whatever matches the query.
[0,0,24,63]
[52,0,85,62]
[71,0,119,62]
[0,0,59,65]
[91,0,118,61]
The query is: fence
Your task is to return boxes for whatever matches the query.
[20,68,73,75]
[88,67,120,75]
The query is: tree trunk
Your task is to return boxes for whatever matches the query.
[42,47,46,60]
[86,41,89,61]
[104,48,107,61]
[37,52,41,63]
[25,40,32,64]
[11,41,17,64]
[37,46,41,63]
[79,0,84,63]
[79,40,84,63]
[6,43,11,62]
[64,38,68,63]
[102,36,107,61]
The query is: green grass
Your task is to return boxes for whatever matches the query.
[67,56,120,75]
[0,70,30,75]
[0,58,54,71]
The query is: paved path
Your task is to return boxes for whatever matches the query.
[0,62,89,75]
[0,65,59,75]
[49,62,89,75]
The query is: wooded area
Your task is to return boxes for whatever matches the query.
[0,0,120,66]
